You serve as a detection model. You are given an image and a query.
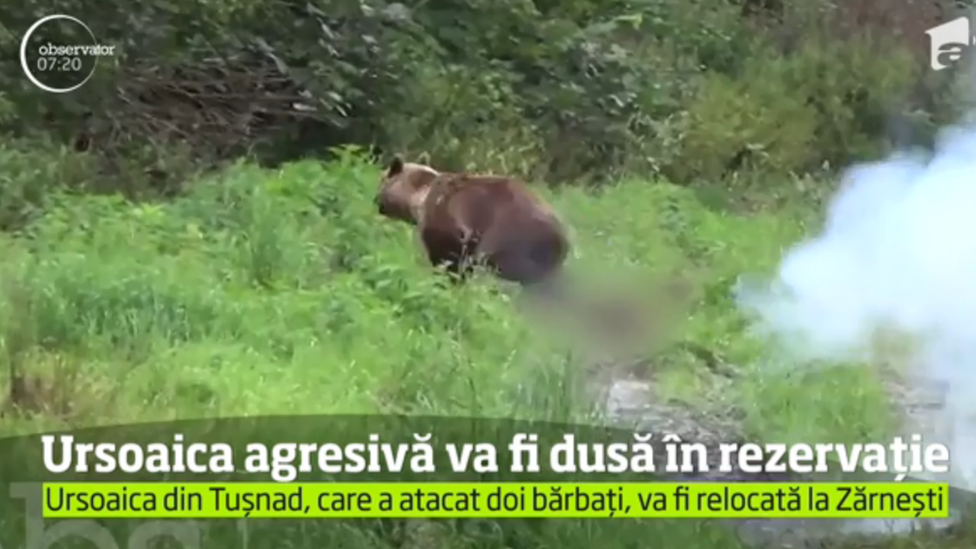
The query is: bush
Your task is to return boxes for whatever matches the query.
[0,0,954,189]
[661,32,921,183]
[668,68,820,182]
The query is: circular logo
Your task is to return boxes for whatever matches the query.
[19,14,116,93]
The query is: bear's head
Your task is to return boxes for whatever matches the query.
[376,156,441,225]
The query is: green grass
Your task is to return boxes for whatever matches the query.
[0,149,972,547]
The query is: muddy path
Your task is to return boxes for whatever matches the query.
[589,352,961,547]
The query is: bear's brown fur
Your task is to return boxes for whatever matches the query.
[375,156,570,286]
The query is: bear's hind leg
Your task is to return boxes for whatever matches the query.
[421,229,472,285]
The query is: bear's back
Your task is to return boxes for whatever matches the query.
[421,173,556,237]
[419,172,568,285]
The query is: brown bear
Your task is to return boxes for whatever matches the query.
[375,156,570,287]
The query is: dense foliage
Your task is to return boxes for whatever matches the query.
[0,0,965,195]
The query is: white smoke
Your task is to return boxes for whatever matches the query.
[735,118,976,490]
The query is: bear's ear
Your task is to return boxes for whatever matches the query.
[387,156,404,177]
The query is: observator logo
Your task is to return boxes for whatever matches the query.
[19,14,116,93]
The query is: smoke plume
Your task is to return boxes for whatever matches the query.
[735,118,976,490]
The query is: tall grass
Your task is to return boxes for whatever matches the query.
[0,146,894,445]
[0,145,969,546]
[0,150,580,431]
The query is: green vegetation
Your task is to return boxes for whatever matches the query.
[0,146,972,547]
[0,0,964,194]
[2,0,976,545]
[0,145,870,437]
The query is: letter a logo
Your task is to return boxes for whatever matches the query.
[926,17,971,70]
